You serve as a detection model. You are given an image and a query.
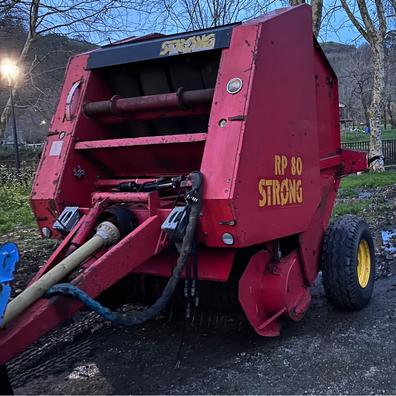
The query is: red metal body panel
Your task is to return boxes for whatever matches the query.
[0,5,369,364]
[202,5,321,247]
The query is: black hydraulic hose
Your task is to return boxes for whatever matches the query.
[45,171,203,327]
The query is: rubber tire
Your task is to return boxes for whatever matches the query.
[322,215,375,310]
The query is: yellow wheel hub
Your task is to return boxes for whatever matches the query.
[357,240,371,288]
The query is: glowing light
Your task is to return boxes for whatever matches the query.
[0,58,19,84]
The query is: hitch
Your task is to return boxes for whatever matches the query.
[1,222,119,328]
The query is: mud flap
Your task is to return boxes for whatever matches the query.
[239,250,311,336]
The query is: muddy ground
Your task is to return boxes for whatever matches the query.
[2,183,396,395]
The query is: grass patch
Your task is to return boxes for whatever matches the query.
[340,171,396,192]
[341,128,396,142]
[333,200,371,217]
[0,165,36,233]
[334,171,396,218]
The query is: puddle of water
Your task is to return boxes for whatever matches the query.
[358,191,373,199]
[381,230,396,253]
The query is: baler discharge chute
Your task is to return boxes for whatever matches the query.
[0,5,376,387]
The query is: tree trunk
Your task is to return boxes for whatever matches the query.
[368,40,385,171]
[362,97,370,127]
[388,100,395,128]
[311,0,323,37]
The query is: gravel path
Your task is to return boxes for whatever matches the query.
[11,275,396,395]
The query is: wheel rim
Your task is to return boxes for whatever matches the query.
[357,239,371,288]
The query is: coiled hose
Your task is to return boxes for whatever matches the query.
[45,171,203,326]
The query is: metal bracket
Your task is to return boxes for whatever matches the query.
[161,206,188,241]
[53,206,80,233]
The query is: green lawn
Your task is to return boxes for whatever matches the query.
[333,200,371,217]
[340,170,396,190]
[333,170,396,217]
[0,166,36,233]
[341,128,396,143]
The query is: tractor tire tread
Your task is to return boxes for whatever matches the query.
[321,215,375,310]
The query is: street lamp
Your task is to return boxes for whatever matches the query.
[1,58,20,171]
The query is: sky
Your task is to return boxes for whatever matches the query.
[316,4,365,44]
[51,0,367,47]
[8,0,371,47]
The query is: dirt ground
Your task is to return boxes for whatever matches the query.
[3,183,396,395]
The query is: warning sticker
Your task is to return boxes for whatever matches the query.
[49,141,63,157]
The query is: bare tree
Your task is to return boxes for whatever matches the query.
[346,45,372,126]
[0,0,136,139]
[384,34,396,128]
[128,0,279,34]
[340,0,393,171]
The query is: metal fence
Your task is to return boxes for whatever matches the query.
[0,159,39,168]
[342,139,396,165]
[2,140,396,168]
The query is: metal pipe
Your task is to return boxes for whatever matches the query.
[84,88,214,118]
[9,82,20,172]
[1,221,120,328]
[92,192,151,203]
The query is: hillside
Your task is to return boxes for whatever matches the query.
[0,16,95,143]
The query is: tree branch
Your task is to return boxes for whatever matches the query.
[340,0,369,41]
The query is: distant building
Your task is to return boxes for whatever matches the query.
[339,103,352,127]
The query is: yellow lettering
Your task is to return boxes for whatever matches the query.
[280,179,289,206]
[160,34,215,56]
[296,157,303,175]
[258,179,266,207]
[260,153,304,207]
[296,180,303,203]
[281,156,288,175]
[288,179,297,203]
[274,155,281,175]
[265,180,272,206]
[273,179,281,205]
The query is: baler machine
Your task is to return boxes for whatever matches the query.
[0,4,376,383]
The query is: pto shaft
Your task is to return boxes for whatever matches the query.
[1,221,120,328]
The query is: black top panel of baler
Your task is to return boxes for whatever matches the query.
[86,25,236,70]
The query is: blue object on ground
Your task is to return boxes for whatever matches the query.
[0,242,20,326]
[381,230,396,253]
